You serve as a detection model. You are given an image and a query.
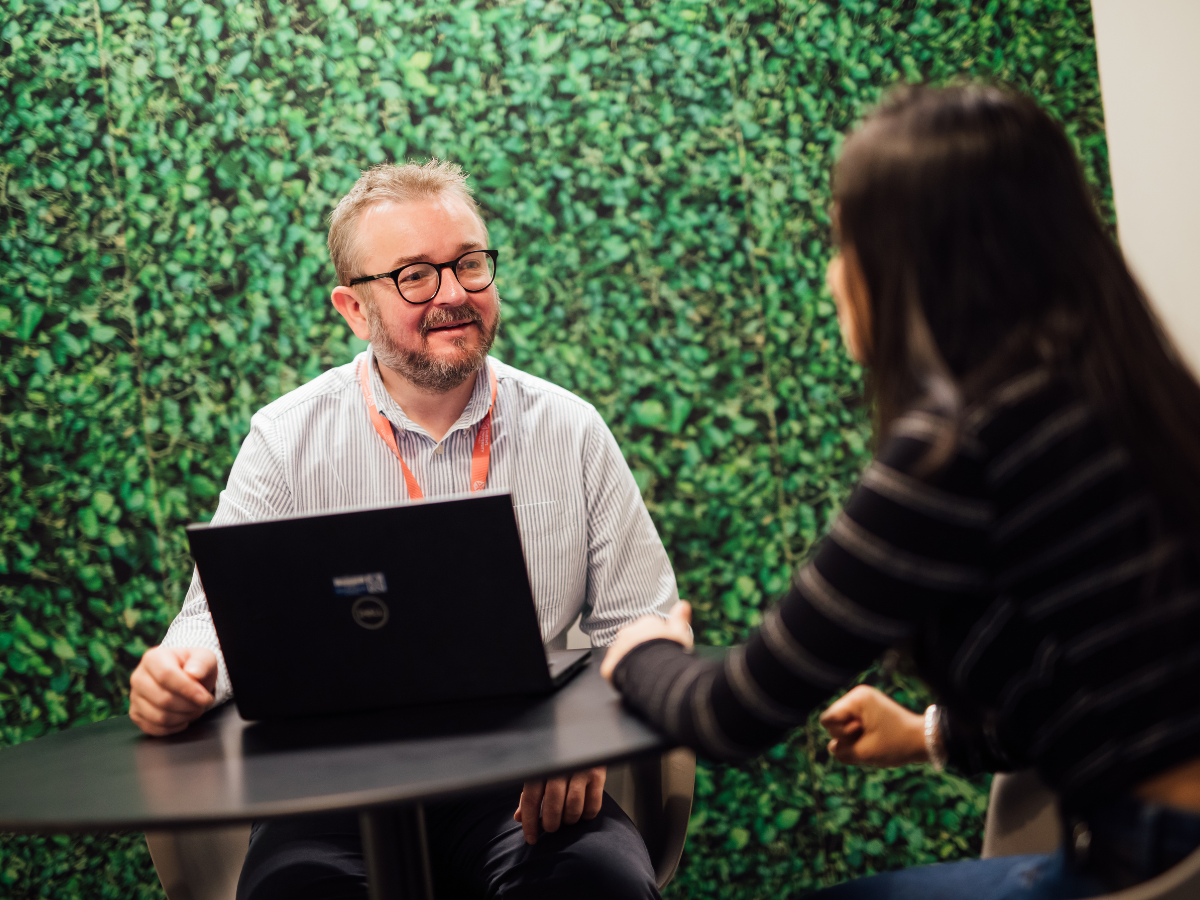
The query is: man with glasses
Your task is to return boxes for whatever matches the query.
[128,160,675,899]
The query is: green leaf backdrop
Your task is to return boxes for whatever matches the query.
[0,0,1109,896]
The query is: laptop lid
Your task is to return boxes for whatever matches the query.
[186,493,561,720]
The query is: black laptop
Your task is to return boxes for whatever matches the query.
[186,492,590,720]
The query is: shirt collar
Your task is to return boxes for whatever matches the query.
[367,346,493,440]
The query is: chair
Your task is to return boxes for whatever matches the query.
[606,747,697,888]
[982,769,1200,900]
[980,768,1061,859]
[145,749,695,900]
[145,824,250,900]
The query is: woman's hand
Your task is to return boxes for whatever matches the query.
[819,685,930,767]
[600,601,694,683]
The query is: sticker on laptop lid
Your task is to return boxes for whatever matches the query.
[332,572,388,596]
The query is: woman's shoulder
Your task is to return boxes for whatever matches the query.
[963,367,1103,469]
[962,367,1080,439]
[878,366,1095,491]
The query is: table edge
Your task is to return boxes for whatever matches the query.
[0,743,676,834]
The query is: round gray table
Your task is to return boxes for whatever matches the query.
[0,660,669,900]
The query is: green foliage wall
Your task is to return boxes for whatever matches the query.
[0,0,1108,896]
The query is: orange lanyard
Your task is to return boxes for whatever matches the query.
[358,357,498,500]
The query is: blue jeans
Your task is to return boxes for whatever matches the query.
[810,851,1102,900]
[811,795,1200,900]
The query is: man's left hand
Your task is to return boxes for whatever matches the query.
[513,766,606,844]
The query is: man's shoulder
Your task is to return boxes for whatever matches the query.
[491,358,600,422]
[254,354,362,425]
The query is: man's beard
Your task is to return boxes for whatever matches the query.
[366,297,500,393]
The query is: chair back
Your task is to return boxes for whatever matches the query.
[982,768,1200,900]
[145,824,249,900]
[606,749,696,888]
[981,769,1060,859]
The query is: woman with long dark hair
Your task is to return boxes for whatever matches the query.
[601,84,1200,898]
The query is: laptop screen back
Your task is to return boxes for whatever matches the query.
[187,493,554,720]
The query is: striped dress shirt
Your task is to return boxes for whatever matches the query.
[613,368,1200,812]
[164,349,678,704]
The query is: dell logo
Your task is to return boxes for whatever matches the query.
[351,596,389,630]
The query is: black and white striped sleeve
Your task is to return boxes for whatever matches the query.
[613,425,992,760]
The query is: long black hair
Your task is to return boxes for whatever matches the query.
[833,83,1200,530]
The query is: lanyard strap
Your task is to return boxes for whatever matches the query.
[358,357,498,501]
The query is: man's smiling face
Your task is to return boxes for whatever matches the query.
[353,194,500,391]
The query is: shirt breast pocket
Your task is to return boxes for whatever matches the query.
[512,500,573,541]
[513,500,583,583]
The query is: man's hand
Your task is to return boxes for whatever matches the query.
[513,766,606,845]
[819,685,929,768]
[600,601,694,683]
[129,646,218,737]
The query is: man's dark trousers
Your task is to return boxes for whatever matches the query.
[236,786,661,900]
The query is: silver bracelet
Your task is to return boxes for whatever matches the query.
[925,704,947,773]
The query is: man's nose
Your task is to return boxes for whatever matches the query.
[432,267,468,304]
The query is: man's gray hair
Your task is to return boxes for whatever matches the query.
[327,159,486,288]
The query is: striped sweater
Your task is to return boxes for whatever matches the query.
[614,368,1200,811]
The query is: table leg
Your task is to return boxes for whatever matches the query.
[359,803,434,900]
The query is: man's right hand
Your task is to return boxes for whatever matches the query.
[129,646,218,736]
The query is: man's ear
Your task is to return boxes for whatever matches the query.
[331,285,372,341]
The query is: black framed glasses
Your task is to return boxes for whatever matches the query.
[350,249,499,305]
